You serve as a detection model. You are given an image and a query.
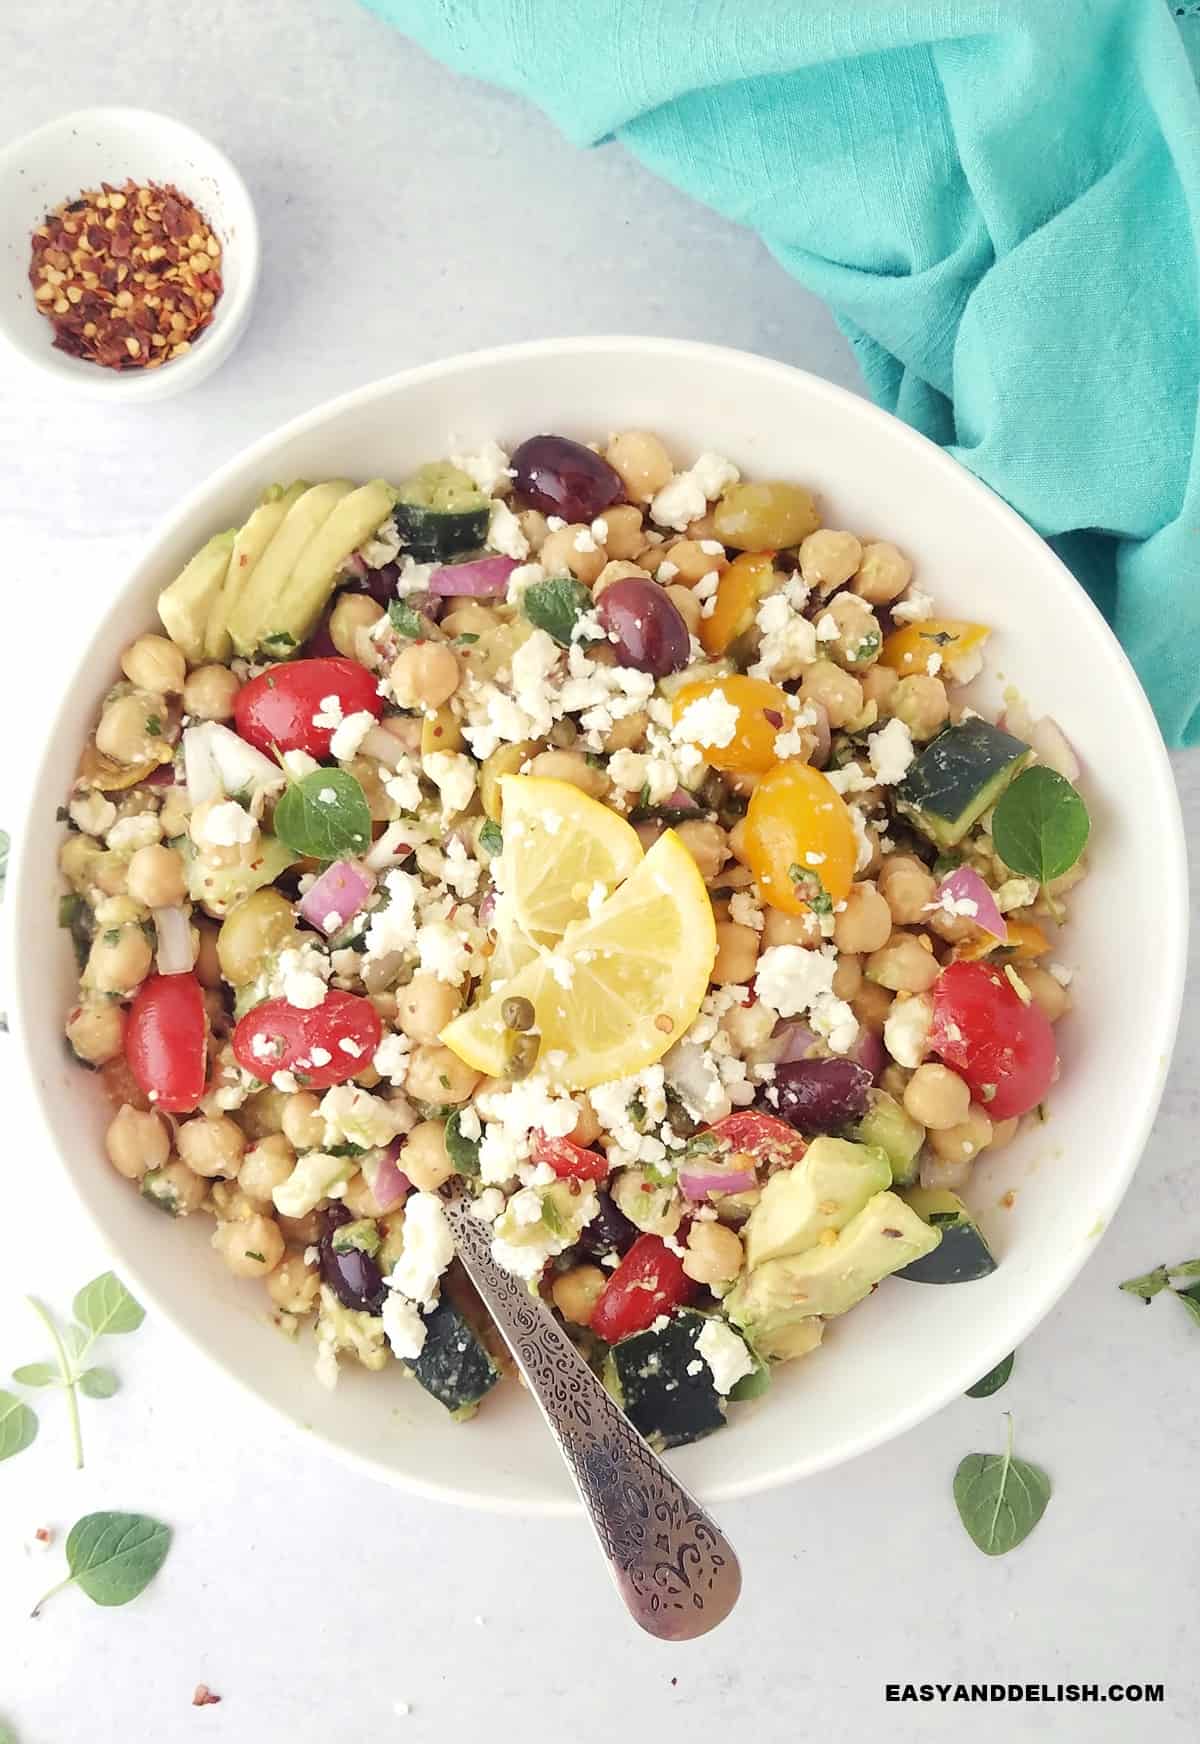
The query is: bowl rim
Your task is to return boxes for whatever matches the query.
[0,103,260,402]
[8,335,1188,1514]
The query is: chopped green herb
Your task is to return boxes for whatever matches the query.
[787,863,833,913]
[103,928,121,947]
[445,1110,482,1175]
[144,716,163,737]
[991,766,1090,885]
[388,600,427,639]
[541,1198,567,1238]
[55,805,70,823]
[454,632,480,646]
[274,768,371,861]
[478,820,503,858]
[522,575,594,647]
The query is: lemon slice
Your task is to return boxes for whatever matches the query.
[441,830,716,1089]
[496,775,642,947]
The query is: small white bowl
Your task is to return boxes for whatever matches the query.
[7,339,1188,1513]
[0,106,259,402]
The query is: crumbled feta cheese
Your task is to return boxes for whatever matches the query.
[1048,962,1074,987]
[650,471,707,532]
[106,812,162,854]
[70,791,117,836]
[505,560,545,607]
[690,451,740,500]
[383,753,423,814]
[884,994,933,1068]
[487,499,529,560]
[890,588,934,625]
[471,1186,506,1222]
[825,762,877,797]
[312,693,345,731]
[867,717,915,786]
[422,750,476,821]
[755,942,859,1055]
[450,439,513,496]
[388,1191,454,1309]
[321,1083,413,1151]
[372,1031,412,1086]
[330,709,377,762]
[849,804,874,873]
[475,1076,581,1183]
[282,748,320,781]
[359,520,402,568]
[729,891,764,932]
[273,1152,355,1220]
[416,919,474,986]
[381,1291,427,1359]
[196,800,257,848]
[441,837,482,899]
[773,727,807,759]
[749,579,818,681]
[994,876,1040,913]
[815,612,840,642]
[695,1319,754,1395]
[572,527,598,554]
[671,687,739,751]
[269,941,331,1011]
[363,869,421,961]
[588,1068,670,1167]
[392,556,439,599]
[926,651,943,677]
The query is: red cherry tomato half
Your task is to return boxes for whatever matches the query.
[708,1110,808,1168]
[930,960,1057,1120]
[232,991,382,1090]
[125,973,208,1113]
[530,1131,609,1182]
[590,1235,696,1344]
[234,657,383,759]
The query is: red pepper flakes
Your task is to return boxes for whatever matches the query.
[28,179,223,371]
[192,1685,222,1707]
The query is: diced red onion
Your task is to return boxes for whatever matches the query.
[664,787,702,813]
[851,1027,886,1081]
[364,823,418,872]
[1030,716,1080,782]
[298,860,376,935]
[478,887,497,928]
[153,905,195,976]
[678,1156,759,1201]
[428,555,518,598]
[767,1021,820,1065]
[363,1142,410,1213]
[359,723,407,764]
[935,866,1007,943]
[145,762,178,787]
[343,552,369,580]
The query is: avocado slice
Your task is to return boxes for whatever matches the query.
[751,1318,825,1364]
[204,481,309,660]
[742,1135,892,1271]
[157,530,236,662]
[726,1190,941,1347]
[853,1090,926,1188]
[177,831,298,919]
[896,1187,998,1283]
[270,479,398,655]
[227,480,354,657]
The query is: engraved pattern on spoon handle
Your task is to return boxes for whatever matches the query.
[441,1193,741,1641]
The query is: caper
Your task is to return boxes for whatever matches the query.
[504,1030,541,1080]
[501,995,536,1033]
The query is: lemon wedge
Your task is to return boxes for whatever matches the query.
[495,775,643,947]
[441,829,716,1090]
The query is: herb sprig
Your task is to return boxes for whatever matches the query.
[273,767,371,862]
[1119,1256,1200,1325]
[14,1273,144,1469]
[991,766,1090,886]
[953,1415,1051,1556]
[31,1511,171,1617]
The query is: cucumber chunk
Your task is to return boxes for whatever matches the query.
[895,719,1031,848]
[393,461,490,561]
[896,1187,998,1283]
[604,1309,728,1450]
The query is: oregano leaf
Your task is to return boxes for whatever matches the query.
[521,575,594,647]
[0,1391,37,1462]
[991,766,1090,885]
[33,1512,172,1615]
[12,1363,58,1388]
[965,1351,1014,1398]
[1173,1283,1200,1328]
[1119,1264,1171,1303]
[73,1273,144,1338]
[274,768,371,861]
[953,1417,1051,1556]
[78,1368,120,1400]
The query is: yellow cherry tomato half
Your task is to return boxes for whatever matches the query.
[744,762,858,914]
[671,674,791,774]
[698,551,776,657]
[880,619,991,682]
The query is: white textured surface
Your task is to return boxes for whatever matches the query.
[1,2,1197,1739]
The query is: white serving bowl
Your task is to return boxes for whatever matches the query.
[8,338,1187,1514]
[0,106,258,401]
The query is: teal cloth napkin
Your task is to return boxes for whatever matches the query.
[365,0,1200,747]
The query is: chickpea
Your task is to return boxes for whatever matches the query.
[712,921,759,984]
[860,664,898,713]
[329,592,384,658]
[440,602,496,640]
[160,785,190,839]
[105,1104,169,1181]
[605,430,673,503]
[903,1063,971,1130]
[662,538,729,586]
[929,1105,994,1163]
[799,659,864,729]
[517,508,550,554]
[925,904,976,945]
[238,1087,290,1141]
[121,633,186,696]
[988,1116,1020,1152]
[833,881,892,955]
[340,1171,389,1219]
[852,540,913,606]
[210,1180,255,1222]
[389,641,460,711]
[551,1263,607,1327]
[665,583,702,637]
[177,1113,246,1178]
[147,1159,208,1216]
[540,524,607,585]
[239,1133,296,1205]
[126,843,186,910]
[281,1091,325,1151]
[266,1250,321,1315]
[879,1063,911,1101]
[95,692,165,766]
[822,594,882,670]
[216,887,297,987]
[600,709,647,755]
[866,931,940,994]
[799,528,862,595]
[878,854,937,925]
[831,953,862,1000]
[278,1210,321,1246]
[685,510,721,543]
[762,907,821,948]
[402,1119,455,1190]
[212,1212,285,1279]
[599,503,646,560]
[66,999,125,1065]
[727,818,751,865]
[393,974,459,1045]
[526,749,608,799]
[406,1044,481,1107]
[1018,965,1071,1023]
[851,980,893,1033]
[182,664,240,722]
[892,674,949,741]
[681,1221,745,1286]
[720,997,774,1054]
[60,833,104,892]
[86,923,152,995]
[591,559,650,599]
[674,819,728,884]
[569,1095,602,1147]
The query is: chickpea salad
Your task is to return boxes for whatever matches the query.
[59,430,1090,1448]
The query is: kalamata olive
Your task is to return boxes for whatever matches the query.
[576,1189,638,1261]
[769,1057,874,1133]
[597,577,690,677]
[318,1205,387,1315]
[512,434,624,524]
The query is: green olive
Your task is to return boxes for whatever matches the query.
[712,482,821,551]
[479,740,540,822]
[216,887,298,987]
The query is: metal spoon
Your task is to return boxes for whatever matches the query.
[440,1187,742,1640]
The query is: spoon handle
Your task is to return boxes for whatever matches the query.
[441,1191,741,1640]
